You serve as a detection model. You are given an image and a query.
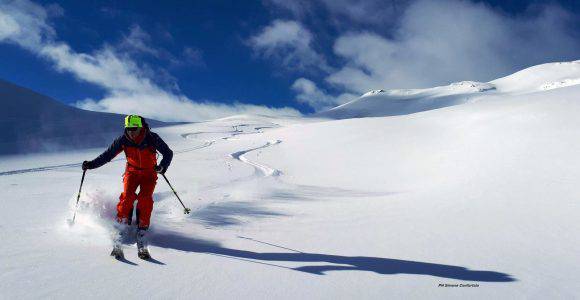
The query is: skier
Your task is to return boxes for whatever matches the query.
[82,115,173,259]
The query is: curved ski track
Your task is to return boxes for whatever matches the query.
[1,123,280,177]
[229,140,282,177]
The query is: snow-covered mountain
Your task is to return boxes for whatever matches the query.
[0,79,169,155]
[1,61,580,299]
[317,60,580,119]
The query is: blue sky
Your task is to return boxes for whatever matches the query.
[0,0,579,121]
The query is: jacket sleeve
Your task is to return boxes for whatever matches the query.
[89,136,124,169]
[152,132,173,171]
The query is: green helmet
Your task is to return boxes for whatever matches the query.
[124,115,143,128]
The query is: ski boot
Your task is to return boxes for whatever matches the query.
[136,228,151,260]
[110,221,130,260]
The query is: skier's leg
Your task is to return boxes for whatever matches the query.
[135,172,156,259]
[136,172,157,230]
[117,171,139,224]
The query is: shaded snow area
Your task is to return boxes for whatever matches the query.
[0,79,170,155]
[2,62,580,299]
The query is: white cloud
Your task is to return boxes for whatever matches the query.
[319,0,405,26]
[0,12,20,39]
[292,78,356,111]
[265,0,407,28]
[119,25,159,57]
[248,20,330,72]
[0,0,300,121]
[260,0,580,111]
[119,26,205,69]
[77,93,299,122]
[0,0,55,49]
[326,0,580,93]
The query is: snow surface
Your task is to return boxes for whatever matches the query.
[317,60,580,120]
[1,61,580,299]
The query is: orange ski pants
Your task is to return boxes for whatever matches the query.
[117,170,157,229]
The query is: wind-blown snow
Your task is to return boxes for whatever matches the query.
[1,61,580,299]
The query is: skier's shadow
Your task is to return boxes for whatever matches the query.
[115,256,138,266]
[143,257,165,265]
[148,230,516,282]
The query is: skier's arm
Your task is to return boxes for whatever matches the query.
[86,136,124,169]
[152,133,173,172]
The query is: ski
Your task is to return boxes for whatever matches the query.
[138,247,151,260]
[110,245,124,260]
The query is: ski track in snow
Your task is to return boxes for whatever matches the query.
[0,122,282,177]
[0,161,86,176]
[180,124,284,179]
[223,125,280,140]
[181,132,227,139]
[0,123,279,178]
[229,140,282,177]
[173,140,215,154]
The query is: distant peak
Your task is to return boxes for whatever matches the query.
[362,89,387,97]
[448,81,496,92]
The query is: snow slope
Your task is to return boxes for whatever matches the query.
[0,79,169,155]
[1,62,580,299]
[317,60,580,119]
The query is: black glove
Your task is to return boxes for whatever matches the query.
[82,160,93,171]
[155,165,165,174]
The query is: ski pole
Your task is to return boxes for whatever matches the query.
[70,169,86,225]
[161,173,191,214]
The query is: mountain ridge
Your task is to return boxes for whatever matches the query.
[316,60,580,119]
[0,79,170,155]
